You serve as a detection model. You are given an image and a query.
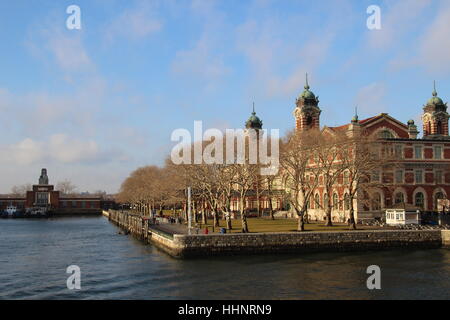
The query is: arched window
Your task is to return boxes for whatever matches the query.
[344,193,350,211]
[437,121,443,135]
[415,192,425,209]
[363,191,370,211]
[379,130,394,139]
[394,192,405,204]
[343,171,350,185]
[372,192,381,211]
[333,193,339,209]
[324,194,329,209]
[435,192,445,210]
[315,194,320,209]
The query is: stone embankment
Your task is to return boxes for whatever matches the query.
[106,210,449,258]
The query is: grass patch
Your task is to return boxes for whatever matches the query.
[191,218,383,233]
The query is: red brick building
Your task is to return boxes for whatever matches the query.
[294,79,450,222]
[0,169,102,215]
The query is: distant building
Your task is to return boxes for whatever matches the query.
[0,169,108,215]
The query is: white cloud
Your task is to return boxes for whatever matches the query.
[26,23,93,74]
[170,0,230,83]
[235,17,335,98]
[171,36,230,79]
[368,0,432,50]
[1,134,122,166]
[353,83,387,116]
[417,3,450,74]
[7,138,43,165]
[105,0,163,43]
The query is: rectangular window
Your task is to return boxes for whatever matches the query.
[395,170,403,183]
[436,171,443,184]
[434,146,442,159]
[343,172,349,185]
[72,201,77,208]
[394,145,403,158]
[372,171,380,183]
[414,146,423,159]
[36,192,49,205]
[415,170,423,184]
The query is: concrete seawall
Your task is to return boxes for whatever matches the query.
[107,210,449,258]
[442,230,450,247]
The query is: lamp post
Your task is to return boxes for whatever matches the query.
[187,187,192,235]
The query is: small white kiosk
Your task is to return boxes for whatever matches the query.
[385,204,421,226]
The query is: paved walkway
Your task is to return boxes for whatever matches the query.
[151,222,189,235]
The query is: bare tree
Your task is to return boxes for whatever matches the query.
[338,135,383,229]
[56,180,78,195]
[314,132,349,226]
[280,130,321,231]
[11,184,32,196]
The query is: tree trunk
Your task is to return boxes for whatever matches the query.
[268,196,274,220]
[297,210,305,232]
[212,205,220,227]
[193,201,198,223]
[239,197,249,233]
[256,184,260,217]
[325,206,333,226]
[349,205,357,230]
[241,212,249,233]
[201,206,207,225]
[226,212,233,230]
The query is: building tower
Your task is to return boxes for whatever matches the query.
[245,103,263,131]
[293,74,321,132]
[422,81,449,138]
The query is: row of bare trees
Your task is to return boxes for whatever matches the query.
[118,128,393,232]
[10,180,79,196]
[281,129,395,230]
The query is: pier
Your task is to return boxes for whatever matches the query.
[105,210,450,258]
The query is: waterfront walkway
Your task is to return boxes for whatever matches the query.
[152,222,188,235]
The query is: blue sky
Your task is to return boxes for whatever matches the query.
[0,0,449,193]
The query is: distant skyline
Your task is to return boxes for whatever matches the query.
[0,0,449,193]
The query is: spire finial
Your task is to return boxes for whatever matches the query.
[252,102,255,114]
[352,106,359,123]
[305,73,310,90]
[433,80,437,97]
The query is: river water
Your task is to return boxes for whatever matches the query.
[0,216,449,300]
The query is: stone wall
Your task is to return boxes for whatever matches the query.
[106,210,449,259]
[168,230,443,258]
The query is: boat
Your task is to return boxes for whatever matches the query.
[5,206,17,218]
[27,207,48,218]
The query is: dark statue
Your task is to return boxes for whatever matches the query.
[39,168,49,185]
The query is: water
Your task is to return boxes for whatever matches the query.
[0,217,449,300]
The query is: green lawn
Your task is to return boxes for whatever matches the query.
[192,218,384,233]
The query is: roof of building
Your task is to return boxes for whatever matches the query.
[427,81,444,105]
[298,73,318,101]
[326,113,408,132]
[245,103,263,130]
